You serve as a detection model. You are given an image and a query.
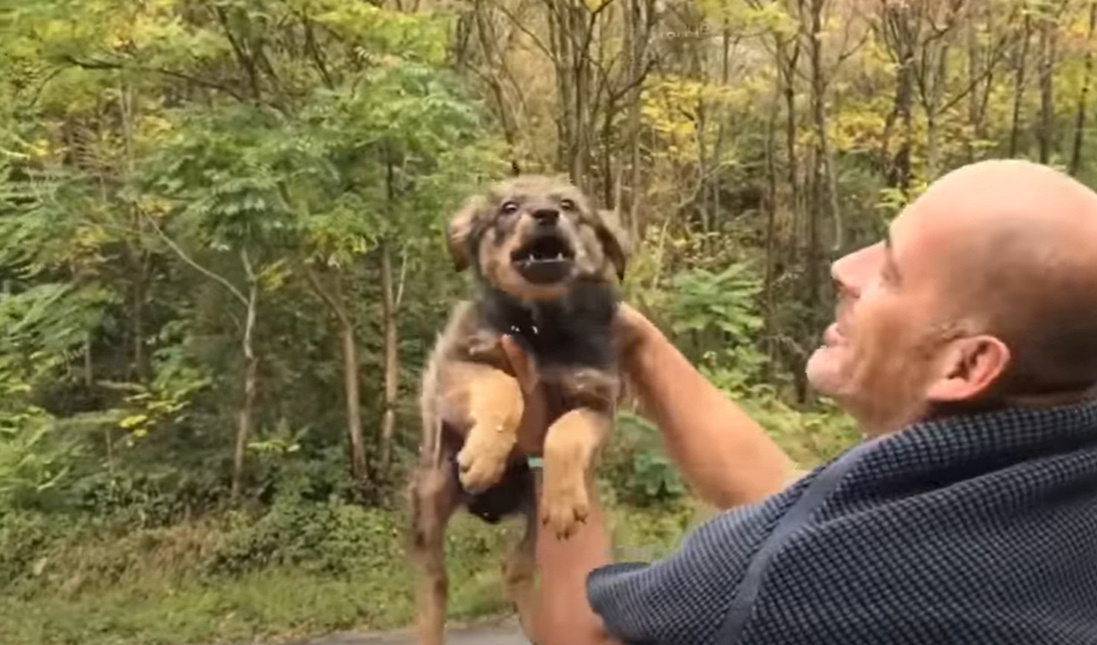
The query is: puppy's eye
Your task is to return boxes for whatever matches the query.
[560,199,576,211]
[500,201,519,216]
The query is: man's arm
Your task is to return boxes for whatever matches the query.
[620,308,800,509]
[532,471,622,645]
[502,312,802,645]
[533,462,790,645]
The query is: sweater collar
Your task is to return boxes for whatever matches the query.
[827,398,1097,501]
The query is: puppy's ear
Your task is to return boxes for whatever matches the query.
[595,208,630,282]
[446,196,483,272]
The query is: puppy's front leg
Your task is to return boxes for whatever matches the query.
[540,408,611,539]
[453,363,524,492]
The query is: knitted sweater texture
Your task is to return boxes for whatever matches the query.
[586,401,1097,644]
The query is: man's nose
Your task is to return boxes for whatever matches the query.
[531,207,559,226]
[831,243,880,296]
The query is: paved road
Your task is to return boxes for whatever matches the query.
[287,618,531,645]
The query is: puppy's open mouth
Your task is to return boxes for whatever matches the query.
[510,234,575,284]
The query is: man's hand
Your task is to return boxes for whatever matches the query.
[611,301,653,358]
[500,335,551,456]
[500,314,634,645]
[502,303,654,457]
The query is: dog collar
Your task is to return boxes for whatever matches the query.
[527,456,544,470]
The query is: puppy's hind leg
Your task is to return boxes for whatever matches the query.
[409,463,460,645]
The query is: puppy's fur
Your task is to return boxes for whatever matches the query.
[407,175,630,645]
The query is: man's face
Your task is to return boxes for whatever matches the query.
[805,201,959,436]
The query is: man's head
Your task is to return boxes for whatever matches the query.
[807,159,1097,436]
[446,175,629,301]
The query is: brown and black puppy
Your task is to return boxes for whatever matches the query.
[407,174,630,645]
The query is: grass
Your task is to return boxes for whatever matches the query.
[0,564,513,645]
[0,499,703,645]
[0,395,857,645]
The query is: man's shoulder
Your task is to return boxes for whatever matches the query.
[585,477,818,645]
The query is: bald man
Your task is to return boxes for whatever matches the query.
[502,159,1097,645]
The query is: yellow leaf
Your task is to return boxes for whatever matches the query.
[119,414,148,429]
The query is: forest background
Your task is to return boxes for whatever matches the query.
[1,0,1090,642]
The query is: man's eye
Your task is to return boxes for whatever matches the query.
[881,265,900,286]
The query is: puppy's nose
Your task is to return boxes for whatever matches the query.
[531,208,559,226]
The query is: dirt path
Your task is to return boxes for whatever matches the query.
[285,618,530,645]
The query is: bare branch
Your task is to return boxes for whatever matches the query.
[241,248,256,285]
[394,244,408,312]
[495,0,555,59]
[301,262,350,326]
[301,15,334,89]
[607,57,656,105]
[59,55,249,103]
[141,212,249,307]
[938,18,1019,113]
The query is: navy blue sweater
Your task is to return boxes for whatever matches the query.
[587,400,1097,644]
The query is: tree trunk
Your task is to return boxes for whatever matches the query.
[573,8,593,192]
[132,273,146,380]
[84,331,94,387]
[779,32,807,402]
[472,0,522,174]
[334,274,368,483]
[1071,2,1097,175]
[1009,14,1032,157]
[231,250,259,503]
[380,241,400,472]
[970,0,1008,153]
[807,0,828,262]
[925,43,950,181]
[1037,13,1057,164]
[341,322,367,481]
[714,22,732,235]
[623,0,654,242]
[803,0,829,406]
[142,214,262,504]
[600,97,618,208]
[120,79,149,382]
[898,55,914,196]
[547,0,597,192]
[696,98,710,242]
[576,3,595,193]
[926,109,939,179]
[881,3,915,195]
[966,7,983,162]
[782,38,801,252]
[763,58,782,381]
[302,265,368,483]
[626,32,643,244]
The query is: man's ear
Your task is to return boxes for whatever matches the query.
[446,196,482,272]
[926,335,1012,403]
[595,208,631,282]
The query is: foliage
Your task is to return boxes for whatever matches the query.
[668,263,768,389]
[0,497,513,645]
[2,0,1091,640]
[602,410,687,507]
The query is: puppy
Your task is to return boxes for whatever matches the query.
[407,174,630,645]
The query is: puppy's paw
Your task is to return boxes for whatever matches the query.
[540,477,589,539]
[456,435,513,492]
